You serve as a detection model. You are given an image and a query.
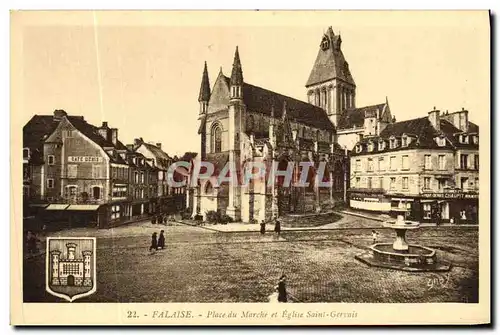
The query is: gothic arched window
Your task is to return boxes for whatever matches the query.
[211,123,222,153]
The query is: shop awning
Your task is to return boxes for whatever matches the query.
[45,204,70,211]
[67,204,101,211]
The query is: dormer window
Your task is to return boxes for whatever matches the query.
[355,144,362,153]
[367,141,374,152]
[378,140,385,151]
[459,134,469,144]
[436,136,446,147]
[401,135,408,147]
[389,137,397,149]
[472,135,479,144]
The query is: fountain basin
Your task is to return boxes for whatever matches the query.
[355,243,451,272]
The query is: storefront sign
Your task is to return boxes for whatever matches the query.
[68,156,103,163]
[423,192,478,199]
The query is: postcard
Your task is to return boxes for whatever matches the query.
[10,10,490,325]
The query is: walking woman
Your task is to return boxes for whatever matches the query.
[277,275,288,302]
[260,220,266,235]
[274,217,281,237]
[149,232,158,252]
[158,230,165,250]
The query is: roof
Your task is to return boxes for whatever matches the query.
[140,142,172,169]
[230,46,243,86]
[223,76,334,131]
[23,113,129,165]
[306,27,355,87]
[198,61,211,102]
[351,116,479,155]
[337,103,387,130]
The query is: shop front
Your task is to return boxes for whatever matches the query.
[348,189,391,212]
[410,191,478,224]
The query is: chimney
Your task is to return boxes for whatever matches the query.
[53,109,68,121]
[98,121,109,140]
[110,128,118,145]
[457,107,469,132]
[428,107,440,131]
[156,143,162,149]
[134,138,142,147]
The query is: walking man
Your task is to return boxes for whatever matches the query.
[372,230,378,244]
[260,220,266,235]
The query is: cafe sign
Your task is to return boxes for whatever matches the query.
[68,156,103,163]
[423,192,478,199]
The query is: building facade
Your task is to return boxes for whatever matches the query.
[23,110,166,229]
[349,108,479,224]
[192,43,348,223]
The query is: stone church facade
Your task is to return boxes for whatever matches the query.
[191,26,391,223]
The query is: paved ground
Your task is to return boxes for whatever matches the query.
[23,215,479,303]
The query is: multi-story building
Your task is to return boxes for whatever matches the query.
[349,107,479,223]
[23,110,163,228]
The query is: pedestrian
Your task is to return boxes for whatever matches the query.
[260,220,266,235]
[151,215,157,224]
[158,215,163,224]
[274,217,281,237]
[149,232,158,252]
[277,274,288,302]
[158,230,165,250]
[372,230,378,244]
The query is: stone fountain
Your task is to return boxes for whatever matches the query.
[355,214,450,272]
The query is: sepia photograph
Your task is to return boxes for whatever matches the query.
[10,9,490,325]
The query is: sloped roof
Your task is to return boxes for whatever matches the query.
[352,116,478,155]
[140,142,172,170]
[337,103,387,130]
[23,114,129,164]
[306,27,355,87]
[223,76,334,131]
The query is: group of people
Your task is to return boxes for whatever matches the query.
[260,216,281,237]
[151,215,170,225]
[149,230,166,252]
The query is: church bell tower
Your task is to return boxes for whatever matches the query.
[305,27,356,127]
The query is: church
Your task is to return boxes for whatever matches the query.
[190,27,392,223]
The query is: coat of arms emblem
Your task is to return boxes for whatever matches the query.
[45,237,96,302]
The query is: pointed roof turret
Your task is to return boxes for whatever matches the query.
[198,61,211,102]
[230,46,243,86]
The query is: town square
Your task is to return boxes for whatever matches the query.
[18,12,483,307]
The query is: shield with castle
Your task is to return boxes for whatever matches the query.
[46,237,96,302]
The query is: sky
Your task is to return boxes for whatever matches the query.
[19,11,489,156]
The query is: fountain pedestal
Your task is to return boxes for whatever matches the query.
[355,215,451,272]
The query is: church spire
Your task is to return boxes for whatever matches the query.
[230,46,243,86]
[198,61,211,102]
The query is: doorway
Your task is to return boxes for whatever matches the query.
[67,275,75,286]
